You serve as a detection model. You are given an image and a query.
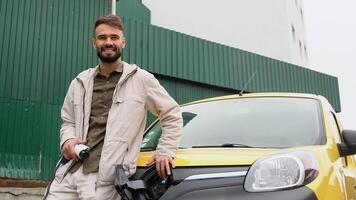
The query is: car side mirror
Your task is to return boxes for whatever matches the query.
[338,129,356,157]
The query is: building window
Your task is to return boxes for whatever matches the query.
[300,8,304,23]
[304,45,308,60]
[299,40,303,58]
[291,25,296,42]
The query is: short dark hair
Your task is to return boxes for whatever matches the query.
[93,15,124,36]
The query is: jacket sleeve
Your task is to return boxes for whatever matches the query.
[59,80,77,149]
[144,73,183,157]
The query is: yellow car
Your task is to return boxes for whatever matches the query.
[115,93,356,200]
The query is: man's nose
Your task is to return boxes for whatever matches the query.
[105,38,114,45]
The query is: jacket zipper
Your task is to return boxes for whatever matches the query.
[75,67,138,135]
[113,68,138,98]
[75,77,87,139]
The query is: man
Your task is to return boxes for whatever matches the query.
[45,14,183,199]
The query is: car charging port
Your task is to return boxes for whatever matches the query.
[115,164,174,200]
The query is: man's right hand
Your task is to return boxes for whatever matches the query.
[61,138,86,160]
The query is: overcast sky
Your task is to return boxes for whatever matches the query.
[303,0,356,129]
[142,0,355,130]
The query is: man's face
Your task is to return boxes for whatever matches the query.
[93,24,125,63]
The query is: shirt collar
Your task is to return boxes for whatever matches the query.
[95,62,123,77]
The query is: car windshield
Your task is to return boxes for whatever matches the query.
[141,97,325,149]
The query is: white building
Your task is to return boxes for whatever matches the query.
[142,0,309,67]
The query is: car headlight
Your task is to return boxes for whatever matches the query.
[244,151,319,192]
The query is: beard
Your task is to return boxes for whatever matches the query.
[96,45,122,63]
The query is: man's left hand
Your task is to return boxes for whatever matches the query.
[146,155,175,178]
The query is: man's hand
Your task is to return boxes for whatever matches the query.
[146,155,175,178]
[61,138,86,160]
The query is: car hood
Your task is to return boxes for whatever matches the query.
[137,148,284,167]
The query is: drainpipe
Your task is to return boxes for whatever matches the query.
[109,0,116,15]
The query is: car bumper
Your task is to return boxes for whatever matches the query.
[160,175,317,200]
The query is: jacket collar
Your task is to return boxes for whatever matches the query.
[75,61,138,90]
[94,63,124,77]
[118,61,138,85]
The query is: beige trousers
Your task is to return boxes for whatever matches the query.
[45,165,120,200]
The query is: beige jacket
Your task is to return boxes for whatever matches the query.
[56,62,183,186]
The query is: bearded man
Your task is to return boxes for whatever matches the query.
[45,14,183,200]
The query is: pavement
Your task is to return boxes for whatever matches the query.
[0,187,46,200]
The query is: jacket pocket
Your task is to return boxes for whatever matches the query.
[97,139,129,184]
[108,96,146,138]
[113,95,145,107]
[54,159,73,183]
[113,96,145,118]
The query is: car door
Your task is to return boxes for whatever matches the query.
[329,112,356,200]
[343,155,356,200]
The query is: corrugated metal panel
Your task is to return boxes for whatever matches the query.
[0,97,61,179]
[0,2,341,109]
[122,17,340,111]
[156,75,234,105]
[0,0,108,180]
[117,0,150,23]
[0,0,107,104]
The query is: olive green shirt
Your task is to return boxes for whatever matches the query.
[70,65,122,174]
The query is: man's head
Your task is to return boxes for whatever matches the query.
[92,15,125,63]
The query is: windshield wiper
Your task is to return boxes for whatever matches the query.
[141,146,188,151]
[140,147,156,151]
[191,143,254,148]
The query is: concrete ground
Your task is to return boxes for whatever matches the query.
[0,187,46,200]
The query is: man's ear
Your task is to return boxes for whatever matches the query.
[122,36,126,48]
[92,38,96,48]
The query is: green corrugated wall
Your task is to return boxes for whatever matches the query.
[0,0,340,180]
[117,0,151,23]
[120,16,340,109]
[0,0,109,180]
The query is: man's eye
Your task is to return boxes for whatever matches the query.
[111,36,120,40]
